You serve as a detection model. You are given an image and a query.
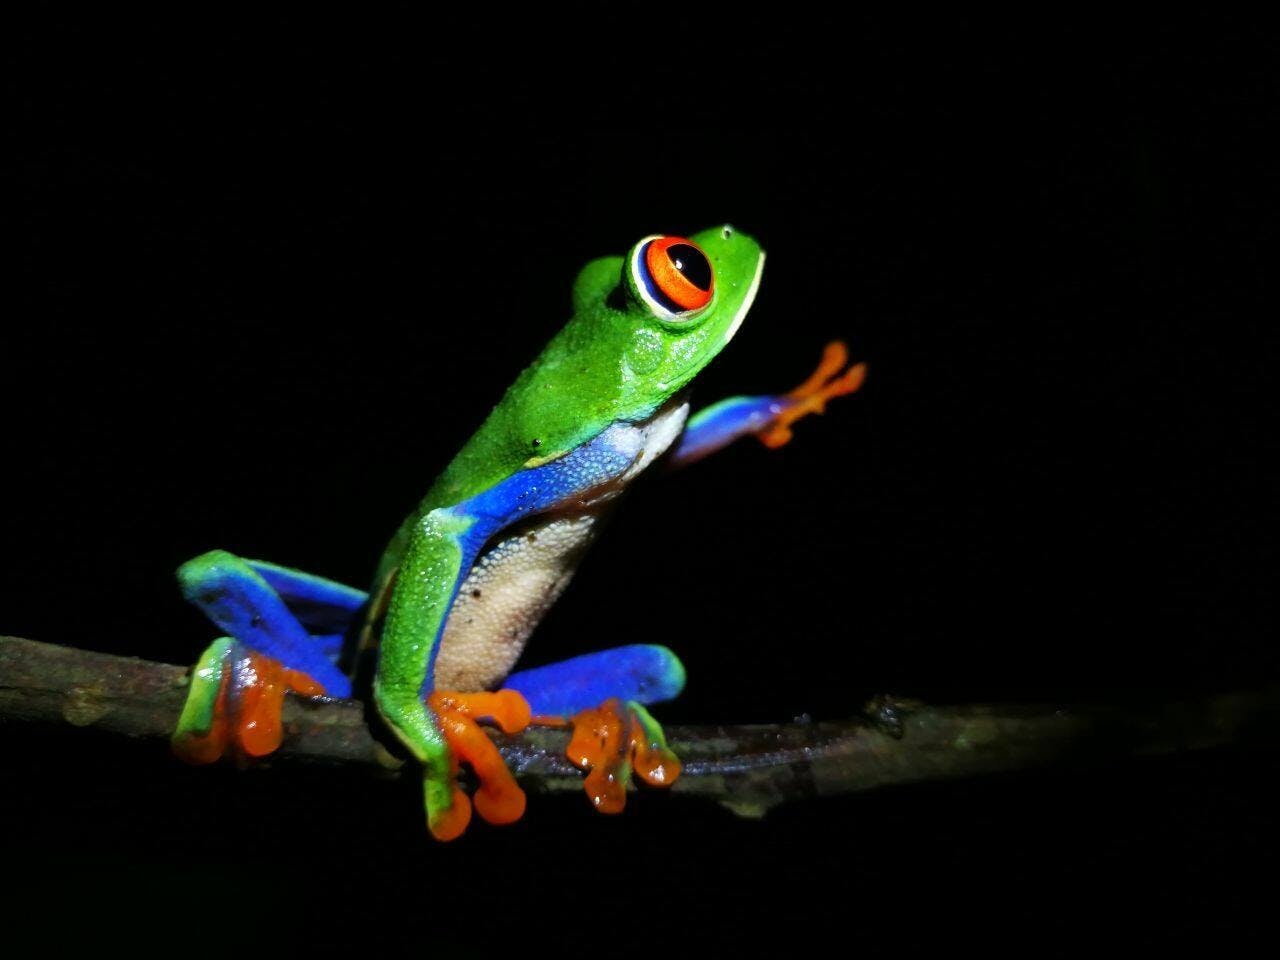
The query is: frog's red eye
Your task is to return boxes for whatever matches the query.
[633,235,714,318]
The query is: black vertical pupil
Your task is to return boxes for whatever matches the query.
[666,244,712,291]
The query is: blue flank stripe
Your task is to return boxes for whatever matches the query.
[452,426,636,551]
[415,425,638,696]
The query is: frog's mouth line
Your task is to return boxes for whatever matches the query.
[723,250,766,345]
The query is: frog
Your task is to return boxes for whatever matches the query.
[171,225,865,840]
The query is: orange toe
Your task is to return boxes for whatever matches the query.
[790,339,852,396]
[282,667,326,698]
[629,712,682,788]
[566,699,632,814]
[429,785,474,842]
[236,656,288,757]
[236,652,329,757]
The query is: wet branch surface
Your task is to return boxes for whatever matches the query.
[2,635,1276,817]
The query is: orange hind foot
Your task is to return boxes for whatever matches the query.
[172,638,327,764]
[566,698,681,814]
[426,689,533,840]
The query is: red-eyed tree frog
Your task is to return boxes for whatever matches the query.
[172,226,865,840]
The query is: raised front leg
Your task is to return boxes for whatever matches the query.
[172,550,364,762]
[506,645,686,813]
[668,340,867,467]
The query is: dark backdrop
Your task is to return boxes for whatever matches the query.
[6,13,1276,954]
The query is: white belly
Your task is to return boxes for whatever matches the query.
[433,398,689,691]
[434,510,601,690]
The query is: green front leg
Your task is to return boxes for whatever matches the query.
[667,341,866,467]
[373,507,478,840]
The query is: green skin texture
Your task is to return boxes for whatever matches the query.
[370,226,764,829]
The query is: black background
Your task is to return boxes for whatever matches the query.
[6,12,1277,954]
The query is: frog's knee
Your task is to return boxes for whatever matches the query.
[373,682,447,766]
[640,645,686,703]
[177,548,242,600]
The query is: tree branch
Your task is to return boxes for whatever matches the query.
[2,635,1275,817]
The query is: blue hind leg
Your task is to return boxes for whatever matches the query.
[178,550,362,694]
[173,549,367,761]
[504,644,685,717]
[505,645,686,811]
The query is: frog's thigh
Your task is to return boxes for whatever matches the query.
[504,644,686,717]
[178,549,353,696]
[433,511,601,691]
[245,559,368,633]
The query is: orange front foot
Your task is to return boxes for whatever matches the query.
[426,689,532,840]
[172,638,326,764]
[759,340,867,449]
[565,699,681,814]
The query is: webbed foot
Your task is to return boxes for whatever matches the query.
[565,699,681,813]
[424,689,532,841]
[172,638,326,763]
[758,340,867,448]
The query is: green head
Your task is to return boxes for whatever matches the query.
[414,225,766,512]
[566,224,766,419]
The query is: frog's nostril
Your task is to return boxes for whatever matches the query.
[722,224,734,239]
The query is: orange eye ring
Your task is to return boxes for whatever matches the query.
[634,235,715,317]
